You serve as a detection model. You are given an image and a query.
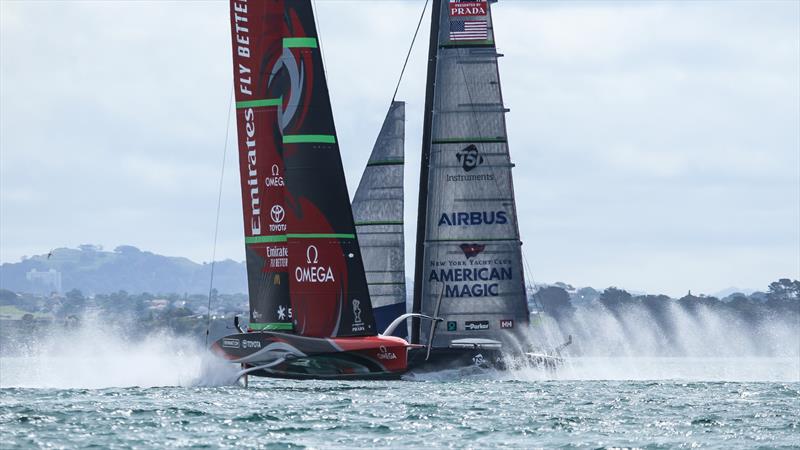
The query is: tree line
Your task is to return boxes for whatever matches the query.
[533,278,800,324]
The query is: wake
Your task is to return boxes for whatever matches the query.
[0,318,238,389]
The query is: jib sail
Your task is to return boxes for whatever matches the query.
[229,0,292,331]
[352,101,407,338]
[280,1,377,337]
[412,0,530,346]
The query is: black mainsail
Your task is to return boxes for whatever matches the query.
[230,0,376,338]
[352,101,407,338]
[412,0,530,348]
[280,1,377,338]
[213,0,414,381]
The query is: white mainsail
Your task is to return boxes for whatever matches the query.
[413,0,530,347]
[352,101,407,337]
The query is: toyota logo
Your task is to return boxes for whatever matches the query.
[270,205,285,223]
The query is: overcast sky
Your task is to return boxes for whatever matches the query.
[1,0,798,297]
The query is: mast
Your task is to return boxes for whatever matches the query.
[412,0,444,345]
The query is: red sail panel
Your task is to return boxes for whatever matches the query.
[280,1,377,338]
[229,0,292,331]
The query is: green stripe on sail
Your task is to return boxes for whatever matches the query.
[427,238,520,243]
[283,37,318,48]
[287,233,355,239]
[249,322,293,331]
[366,159,404,167]
[355,221,403,226]
[236,98,282,109]
[245,235,287,244]
[283,134,336,144]
[440,40,495,48]
[432,137,506,144]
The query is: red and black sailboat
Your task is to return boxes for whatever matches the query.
[210,0,433,380]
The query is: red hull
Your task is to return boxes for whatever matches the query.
[211,332,409,380]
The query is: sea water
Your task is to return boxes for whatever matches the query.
[1,320,798,448]
[1,358,798,447]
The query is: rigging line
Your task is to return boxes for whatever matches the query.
[312,0,329,82]
[392,0,430,103]
[205,85,234,347]
[521,248,543,312]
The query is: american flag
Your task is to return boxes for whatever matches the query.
[449,19,488,41]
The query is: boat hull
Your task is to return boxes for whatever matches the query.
[211,332,409,380]
[407,347,563,373]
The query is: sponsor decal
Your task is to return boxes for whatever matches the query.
[269,205,286,232]
[294,245,335,283]
[447,173,495,182]
[265,164,285,187]
[500,319,514,329]
[449,19,488,41]
[307,245,318,263]
[459,243,486,259]
[449,0,488,17]
[232,1,252,94]
[447,145,495,183]
[352,299,365,332]
[456,144,484,172]
[243,107,262,235]
[465,320,490,331]
[438,211,508,227]
[277,305,292,321]
[252,310,263,320]
[270,205,284,223]
[429,266,512,297]
[267,245,288,268]
[222,338,240,349]
[447,321,458,332]
[377,345,397,360]
[429,254,513,298]
[242,339,262,349]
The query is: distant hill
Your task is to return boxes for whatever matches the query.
[0,245,246,295]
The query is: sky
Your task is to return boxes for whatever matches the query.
[1,0,798,297]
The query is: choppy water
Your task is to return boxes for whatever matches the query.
[2,358,799,448]
[2,314,798,448]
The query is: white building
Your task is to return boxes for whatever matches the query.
[26,268,62,294]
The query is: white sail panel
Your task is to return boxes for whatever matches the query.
[352,102,407,336]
